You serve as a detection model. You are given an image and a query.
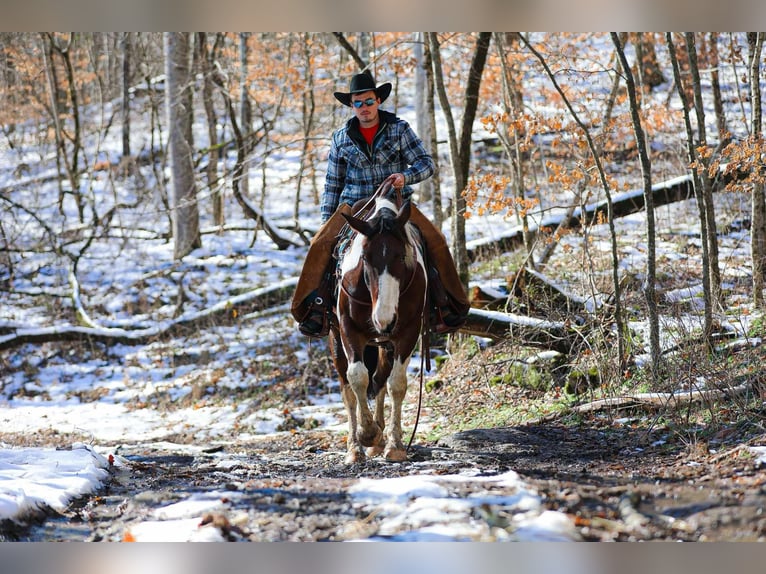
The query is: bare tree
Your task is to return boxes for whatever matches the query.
[428,32,492,285]
[748,32,765,307]
[493,32,533,262]
[520,33,627,374]
[196,32,225,228]
[706,33,727,141]
[423,36,443,231]
[666,33,714,343]
[686,32,722,305]
[612,33,660,381]
[42,33,85,222]
[239,32,252,204]
[121,32,131,158]
[414,33,431,204]
[164,32,201,259]
[293,32,318,234]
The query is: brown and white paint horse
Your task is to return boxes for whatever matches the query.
[330,197,427,464]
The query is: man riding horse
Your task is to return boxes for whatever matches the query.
[291,72,469,337]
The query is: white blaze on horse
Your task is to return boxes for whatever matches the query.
[330,196,428,464]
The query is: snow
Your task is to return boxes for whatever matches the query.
[0,443,112,520]
[1,32,763,542]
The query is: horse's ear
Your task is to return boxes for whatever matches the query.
[343,212,376,237]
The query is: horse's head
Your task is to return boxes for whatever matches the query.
[341,199,419,335]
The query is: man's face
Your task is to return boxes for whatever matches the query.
[351,90,380,125]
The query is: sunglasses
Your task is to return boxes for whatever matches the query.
[352,98,377,108]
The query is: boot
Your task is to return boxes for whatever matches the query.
[428,266,468,334]
[291,204,352,333]
[297,270,335,338]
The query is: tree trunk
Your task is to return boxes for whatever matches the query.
[121,32,131,158]
[294,32,317,234]
[666,32,714,343]
[635,33,666,89]
[748,32,766,308]
[239,33,252,203]
[686,32,722,305]
[413,33,432,204]
[423,36,443,230]
[613,33,661,382]
[196,32,224,228]
[164,32,201,259]
[429,32,492,286]
[706,33,727,141]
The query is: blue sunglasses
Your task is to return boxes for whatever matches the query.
[352,98,377,108]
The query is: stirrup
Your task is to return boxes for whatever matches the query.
[430,305,466,334]
[299,294,330,338]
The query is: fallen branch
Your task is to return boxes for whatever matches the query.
[528,382,752,424]
[467,169,749,262]
[459,308,579,353]
[0,278,297,351]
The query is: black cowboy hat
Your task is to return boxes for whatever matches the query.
[333,72,393,107]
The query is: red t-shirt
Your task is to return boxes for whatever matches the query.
[360,124,378,146]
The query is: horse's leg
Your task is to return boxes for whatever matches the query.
[331,327,366,464]
[341,383,365,464]
[383,357,409,461]
[346,359,383,450]
[365,389,386,458]
[366,345,391,457]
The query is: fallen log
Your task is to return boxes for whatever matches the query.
[459,308,579,354]
[508,267,598,317]
[527,381,752,425]
[0,278,297,351]
[466,170,746,262]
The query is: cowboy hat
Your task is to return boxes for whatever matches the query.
[333,72,393,107]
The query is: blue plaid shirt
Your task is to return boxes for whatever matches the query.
[321,110,435,222]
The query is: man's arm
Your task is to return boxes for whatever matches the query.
[321,134,346,222]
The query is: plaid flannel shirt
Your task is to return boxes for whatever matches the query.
[321,110,435,222]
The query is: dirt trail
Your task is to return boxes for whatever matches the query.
[13,422,766,542]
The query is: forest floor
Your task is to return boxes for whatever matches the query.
[9,336,766,543]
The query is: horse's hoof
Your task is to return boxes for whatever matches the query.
[384,447,407,462]
[345,449,366,465]
[366,445,384,458]
[357,429,382,449]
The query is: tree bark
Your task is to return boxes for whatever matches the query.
[164,32,201,259]
[423,38,443,231]
[196,32,224,228]
[121,32,131,158]
[429,32,492,286]
[748,32,766,308]
[613,32,660,381]
[686,32,722,305]
[667,32,714,342]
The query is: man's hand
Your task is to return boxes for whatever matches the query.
[391,173,405,189]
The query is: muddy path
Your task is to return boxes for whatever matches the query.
[17,422,766,542]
